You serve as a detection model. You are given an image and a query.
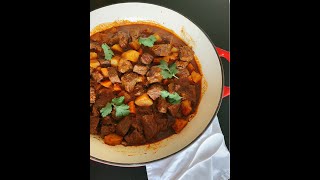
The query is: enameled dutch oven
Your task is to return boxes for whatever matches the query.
[90,2,229,167]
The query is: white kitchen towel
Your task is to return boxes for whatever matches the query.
[146,116,230,180]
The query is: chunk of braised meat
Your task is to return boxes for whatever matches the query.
[124,129,146,145]
[90,42,102,52]
[140,53,154,65]
[118,59,133,73]
[133,64,149,75]
[176,61,189,70]
[147,66,163,84]
[117,31,129,48]
[147,84,163,100]
[141,115,158,140]
[106,31,129,47]
[129,29,140,41]
[100,125,116,137]
[101,116,113,125]
[107,67,121,83]
[136,106,153,115]
[118,91,132,103]
[90,87,96,104]
[179,45,194,62]
[168,104,181,117]
[116,116,132,136]
[151,44,172,56]
[98,59,111,67]
[179,84,196,103]
[94,88,115,109]
[155,118,169,132]
[133,83,146,96]
[157,97,170,113]
[121,72,139,92]
[176,68,190,78]
[90,116,100,134]
[131,117,144,133]
[91,105,99,117]
[91,71,104,82]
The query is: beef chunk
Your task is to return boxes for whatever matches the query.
[116,116,132,136]
[94,88,115,109]
[176,68,190,78]
[133,64,149,75]
[131,118,144,133]
[147,84,163,100]
[168,104,181,117]
[111,109,122,121]
[136,106,153,115]
[141,115,158,140]
[90,42,102,52]
[140,53,154,65]
[91,71,104,82]
[100,125,116,137]
[124,129,146,145]
[101,116,113,125]
[179,46,194,62]
[147,66,163,84]
[118,91,132,103]
[90,87,96,104]
[107,67,121,83]
[151,44,172,56]
[179,84,196,103]
[121,72,139,92]
[117,31,129,48]
[91,106,99,117]
[157,97,169,113]
[155,118,169,132]
[133,83,146,96]
[118,59,133,73]
[176,61,189,70]
[130,29,140,41]
[90,116,100,134]
[98,59,111,67]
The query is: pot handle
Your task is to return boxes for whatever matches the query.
[215,47,230,98]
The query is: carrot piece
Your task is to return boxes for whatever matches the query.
[128,101,136,114]
[100,68,108,77]
[181,100,192,116]
[90,59,100,68]
[191,71,202,83]
[100,80,112,88]
[90,52,98,59]
[104,134,123,146]
[113,83,122,92]
[138,48,143,55]
[187,63,195,72]
[172,119,188,133]
[153,57,170,64]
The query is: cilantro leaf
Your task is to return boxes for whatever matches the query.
[115,104,130,117]
[138,35,157,47]
[158,60,179,79]
[168,92,182,104]
[101,43,114,60]
[112,96,125,106]
[161,90,170,98]
[160,90,182,104]
[100,103,113,117]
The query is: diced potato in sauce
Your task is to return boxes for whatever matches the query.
[121,50,140,62]
[104,134,123,146]
[90,59,100,68]
[135,93,153,107]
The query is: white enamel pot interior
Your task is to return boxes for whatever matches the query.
[90,2,224,167]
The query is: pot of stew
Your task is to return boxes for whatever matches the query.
[90,2,224,167]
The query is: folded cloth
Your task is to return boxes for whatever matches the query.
[146,116,230,180]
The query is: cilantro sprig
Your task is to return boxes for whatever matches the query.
[138,35,157,47]
[161,90,182,104]
[101,43,114,60]
[100,96,130,117]
[158,60,179,79]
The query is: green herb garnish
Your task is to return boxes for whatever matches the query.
[99,96,130,117]
[101,43,114,60]
[158,60,179,79]
[160,90,182,104]
[138,35,157,47]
